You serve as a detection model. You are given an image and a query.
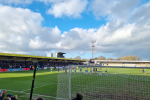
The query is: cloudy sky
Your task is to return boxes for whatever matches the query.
[0,0,150,60]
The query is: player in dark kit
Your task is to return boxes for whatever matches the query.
[65,66,67,73]
[93,67,95,73]
[63,66,65,72]
[58,67,59,73]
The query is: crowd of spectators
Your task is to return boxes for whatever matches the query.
[0,60,33,69]
[0,90,19,100]
[0,60,83,69]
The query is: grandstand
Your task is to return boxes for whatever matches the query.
[0,53,86,72]
[94,60,150,67]
[0,52,86,62]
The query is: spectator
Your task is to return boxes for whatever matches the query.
[7,94,19,100]
[0,90,6,100]
[11,97,17,100]
[72,93,83,100]
[7,94,13,100]
[11,95,18,100]
[37,97,44,100]
[4,98,10,100]
[13,95,17,100]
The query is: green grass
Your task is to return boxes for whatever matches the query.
[0,67,150,100]
[0,69,58,100]
[70,67,150,100]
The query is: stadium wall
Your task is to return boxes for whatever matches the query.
[0,68,30,72]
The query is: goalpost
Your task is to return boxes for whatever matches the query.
[57,65,150,100]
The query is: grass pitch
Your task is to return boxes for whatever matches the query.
[0,67,150,100]
[0,69,58,100]
[70,67,150,100]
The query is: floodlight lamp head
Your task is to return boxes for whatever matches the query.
[91,41,96,47]
[91,41,96,43]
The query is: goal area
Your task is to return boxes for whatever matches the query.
[57,65,150,100]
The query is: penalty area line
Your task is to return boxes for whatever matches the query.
[1,89,64,99]
[22,83,57,92]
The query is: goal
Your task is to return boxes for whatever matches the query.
[57,65,150,100]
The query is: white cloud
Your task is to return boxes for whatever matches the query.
[46,0,88,18]
[0,4,61,53]
[89,0,140,20]
[37,0,63,4]
[29,37,46,49]
[0,0,88,18]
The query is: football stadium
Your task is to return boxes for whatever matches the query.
[0,53,150,100]
[1,0,150,100]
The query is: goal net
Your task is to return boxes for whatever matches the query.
[57,65,150,100]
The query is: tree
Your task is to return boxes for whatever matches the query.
[117,55,142,61]
[74,56,81,59]
[82,59,87,60]
[98,56,106,60]
[95,57,98,60]
[107,57,114,60]
[136,56,142,61]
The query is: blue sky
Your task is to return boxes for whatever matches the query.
[0,0,150,60]
[25,1,106,32]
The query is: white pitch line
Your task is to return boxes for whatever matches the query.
[22,83,57,92]
[1,89,22,93]
[1,89,65,99]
